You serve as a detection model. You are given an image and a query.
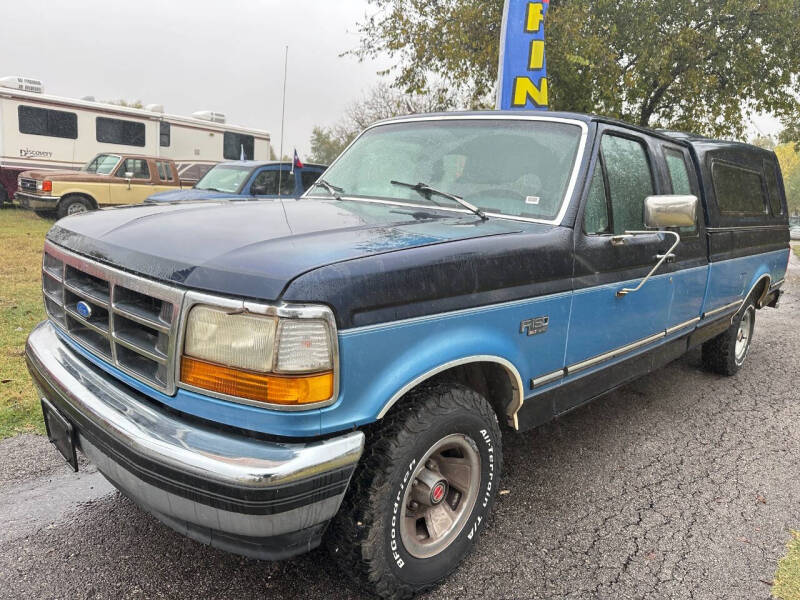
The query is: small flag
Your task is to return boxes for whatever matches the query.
[293,149,303,171]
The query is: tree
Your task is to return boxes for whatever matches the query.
[775,143,800,216]
[106,99,144,109]
[309,84,448,164]
[350,0,800,138]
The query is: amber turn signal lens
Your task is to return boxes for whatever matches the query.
[41,180,53,192]
[181,356,333,406]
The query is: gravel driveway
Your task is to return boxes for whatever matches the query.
[1,253,798,600]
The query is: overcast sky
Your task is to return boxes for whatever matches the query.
[1,0,387,158]
[1,0,780,157]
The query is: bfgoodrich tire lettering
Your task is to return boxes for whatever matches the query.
[326,383,502,600]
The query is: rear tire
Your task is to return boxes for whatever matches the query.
[326,383,502,600]
[57,195,93,219]
[702,299,756,376]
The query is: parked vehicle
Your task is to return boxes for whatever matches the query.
[144,160,326,203]
[15,154,192,217]
[790,216,800,240]
[0,75,271,204]
[26,112,789,599]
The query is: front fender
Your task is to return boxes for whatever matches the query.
[321,291,572,435]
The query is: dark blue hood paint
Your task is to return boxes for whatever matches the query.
[146,189,241,202]
[47,199,526,301]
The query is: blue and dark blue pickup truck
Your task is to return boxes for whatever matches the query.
[145,159,326,203]
[26,112,789,599]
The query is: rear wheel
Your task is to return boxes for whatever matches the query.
[57,195,93,219]
[702,299,756,376]
[327,383,502,600]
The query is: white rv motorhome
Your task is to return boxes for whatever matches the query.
[0,76,271,202]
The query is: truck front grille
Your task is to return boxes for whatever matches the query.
[41,243,184,393]
[19,178,38,192]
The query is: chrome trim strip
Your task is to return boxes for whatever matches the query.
[665,316,701,336]
[304,114,589,226]
[702,300,740,320]
[531,369,564,389]
[375,355,524,430]
[63,280,110,308]
[566,331,666,375]
[64,307,109,336]
[112,333,167,365]
[174,290,341,412]
[111,303,170,333]
[706,225,788,232]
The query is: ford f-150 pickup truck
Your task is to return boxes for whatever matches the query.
[25,112,789,599]
[16,153,188,217]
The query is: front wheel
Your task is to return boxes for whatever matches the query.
[327,383,502,600]
[57,195,93,219]
[702,300,756,376]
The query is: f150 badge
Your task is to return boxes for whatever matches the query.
[520,316,549,336]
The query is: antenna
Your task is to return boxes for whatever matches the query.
[277,46,288,197]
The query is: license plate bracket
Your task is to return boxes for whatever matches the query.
[41,398,78,472]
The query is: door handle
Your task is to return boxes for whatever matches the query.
[616,230,681,297]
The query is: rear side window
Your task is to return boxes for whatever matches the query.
[18,105,77,139]
[223,132,254,160]
[584,134,654,235]
[664,149,692,195]
[156,161,173,181]
[712,162,766,215]
[96,117,146,147]
[763,160,784,216]
[300,169,322,191]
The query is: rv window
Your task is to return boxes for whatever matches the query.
[156,161,173,181]
[18,105,78,139]
[712,162,767,215]
[160,122,170,147]
[223,132,254,160]
[96,117,146,147]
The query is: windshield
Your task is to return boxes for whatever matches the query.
[312,119,583,221]
[195,164,253,193]
[83,154,120,175]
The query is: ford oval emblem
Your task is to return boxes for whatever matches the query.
[75,300,93,319]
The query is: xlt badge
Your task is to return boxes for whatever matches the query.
[520,316,549,336]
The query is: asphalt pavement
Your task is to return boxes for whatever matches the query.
[1,252,798,600]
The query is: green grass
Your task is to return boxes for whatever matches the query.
[774,531,800,600]
[0,208,51,438]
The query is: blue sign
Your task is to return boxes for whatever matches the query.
[496,0,549,110]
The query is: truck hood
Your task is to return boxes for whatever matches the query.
[20,169,103,182]
[146,188,240,203]
[47,198,525,300]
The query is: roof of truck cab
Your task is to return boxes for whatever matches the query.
[216,160,328,169]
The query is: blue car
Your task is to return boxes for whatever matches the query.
[145,160,326,203]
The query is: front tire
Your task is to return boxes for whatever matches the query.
[327,383,502,600]
[702,300,756,376]
[57,195,93,219]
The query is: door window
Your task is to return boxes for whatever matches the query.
[584,134,654,235]
[250,169,294,195]
[115,158,150,179]
[300,169,322,192]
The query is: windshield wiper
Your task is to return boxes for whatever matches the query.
[311,179,344,200]
[390,180,487,220]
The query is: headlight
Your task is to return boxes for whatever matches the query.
[180,305,335,407]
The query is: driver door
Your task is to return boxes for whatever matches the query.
[562,129,672,411]
[109,158,155,205]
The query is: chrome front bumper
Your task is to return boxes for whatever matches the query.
[25,320,364,560]
[15,191,60,210]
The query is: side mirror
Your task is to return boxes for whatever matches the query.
[644,195,697,229]
[124,172,134,179]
